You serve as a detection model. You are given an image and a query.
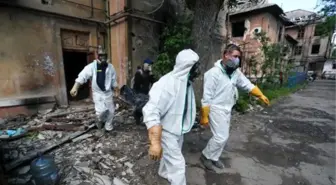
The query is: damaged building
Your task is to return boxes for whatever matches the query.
[0,0,164,118]
[228,3,295,78]
[285,9,330,73]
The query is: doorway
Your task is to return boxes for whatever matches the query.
[62,50,90,102]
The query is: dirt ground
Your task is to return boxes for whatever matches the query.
[3,80,335,185]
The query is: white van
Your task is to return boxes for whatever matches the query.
[322,59,336,80]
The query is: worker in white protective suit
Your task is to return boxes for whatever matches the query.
[142,49,200,185]
[70,47,118,131]
[200,44,270,170]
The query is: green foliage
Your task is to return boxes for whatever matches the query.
[234,83,307,112]
[234,31,300,113]
[315,0,336,37]
[252,31,292,87]
[152,20,192,79]
[332,48,336,58]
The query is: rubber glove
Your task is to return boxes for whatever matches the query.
[148,125,163,160]
[70,82,81,97]
[250,86,270,105]
[200,106,210,126]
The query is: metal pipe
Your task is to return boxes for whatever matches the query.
[105,12,165,25]
[0,1,105,24]
[90,0,94,18]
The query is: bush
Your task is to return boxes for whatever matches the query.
[234,83,307,112]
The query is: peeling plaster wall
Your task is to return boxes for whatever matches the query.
[229,12,285,77]
[285,24,329,69]
[129,0,161,77]
[109,0,128,87]
[0,0,105,117]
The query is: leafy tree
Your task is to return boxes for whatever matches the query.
[315,0,336,36]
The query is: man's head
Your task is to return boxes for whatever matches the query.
[222,44,242,71]
[189,61,201,82]
[97,47,108,64]
[173,49,200,82]
[143,58,153,73]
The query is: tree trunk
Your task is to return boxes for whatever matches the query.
[191,0,228,98]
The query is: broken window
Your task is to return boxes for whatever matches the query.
[311,44,320,54]
[297,27,305,39]
[333,63,336,69]
[231,21,245,37]
[294,46,302,55]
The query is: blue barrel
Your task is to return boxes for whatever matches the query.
[30,155,59,185]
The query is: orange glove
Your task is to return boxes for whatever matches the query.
[148,125,163,160]
[250,86,270,106]
[200,106,210,126]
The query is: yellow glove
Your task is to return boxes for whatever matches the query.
[250,86,270,106]
[70,82,81,97]
[148,125,163,160]
[200,106,210,126]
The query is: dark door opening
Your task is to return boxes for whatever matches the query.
[63,50,90,102]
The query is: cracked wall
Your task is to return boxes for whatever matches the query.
[0,0,106,117]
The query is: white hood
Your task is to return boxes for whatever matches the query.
[172,49,200,79]
[214,59,223,69]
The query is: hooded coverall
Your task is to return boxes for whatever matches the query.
[75,59,118,131]
[142,49,200,185]
[201,60,255,161]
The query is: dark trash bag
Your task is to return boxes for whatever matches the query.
[120,85,149,107]
[120,85,149,125]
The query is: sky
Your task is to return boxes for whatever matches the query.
[269,0,318,12]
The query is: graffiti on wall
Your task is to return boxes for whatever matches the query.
[43,53,55,76]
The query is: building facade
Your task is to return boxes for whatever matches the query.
[0,0,163,117]
[228,3,293,77]
[285,9,330,73]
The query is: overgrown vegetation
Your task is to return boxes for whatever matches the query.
[152,20,192,79]
[315,0,336,36]
[234,83,307,112]
[234,31,304,113]
[251,31,293,88]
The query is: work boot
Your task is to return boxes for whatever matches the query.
[212,160,225,169]
[200,154,215,171]
[95,119,104,130]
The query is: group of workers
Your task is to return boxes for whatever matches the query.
[70,44,270,185]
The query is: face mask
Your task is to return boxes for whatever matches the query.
[143,63,152,72]
[98,54,107,63]
[226,57,240,69]
[189,62,201,82]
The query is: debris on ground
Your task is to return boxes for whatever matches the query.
[0,93,271,185]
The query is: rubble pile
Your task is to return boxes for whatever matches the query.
[0,93,263,185]
[0,97,159,185]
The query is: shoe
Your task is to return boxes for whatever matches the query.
[95,119,104,129]
[212,160,225,169]
[200,154,214,171]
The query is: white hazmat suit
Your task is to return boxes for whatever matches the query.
[142,49,199,185]
[75,60,118,131]
[201,60,255,161]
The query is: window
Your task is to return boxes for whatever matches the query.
[332,63,336,69]
[294,46,302,55]
[231,21,245,37]
[41,0,51,5]
[297,28,305,39]
[311,44,320,54]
